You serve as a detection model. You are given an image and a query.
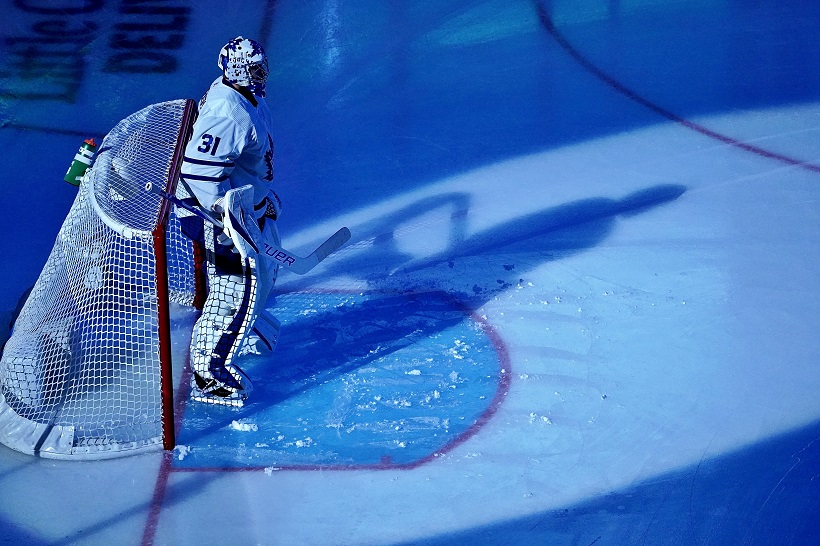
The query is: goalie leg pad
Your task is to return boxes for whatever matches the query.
[236,219,281,358]
[189,223,259,405]
[238,309,281,356]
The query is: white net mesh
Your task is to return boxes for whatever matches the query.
[0,99,199,459]
[167,182,203,308]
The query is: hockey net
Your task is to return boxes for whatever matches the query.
[0,99,201,459]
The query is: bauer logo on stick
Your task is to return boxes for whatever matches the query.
[264,244,296,267]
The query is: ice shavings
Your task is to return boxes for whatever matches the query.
[529,412,553,425]
[284,437,314,448]
[446,338,471,360]
[174,444,191,461]
[422,390,442,404]
[230,420,259,432]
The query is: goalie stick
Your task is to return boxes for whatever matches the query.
[145,182,351,275]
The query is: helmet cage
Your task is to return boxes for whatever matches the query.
[247,59,269,85]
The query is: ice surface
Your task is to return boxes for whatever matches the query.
[1,0,820,544]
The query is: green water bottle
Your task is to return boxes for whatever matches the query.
[64,138,97,186]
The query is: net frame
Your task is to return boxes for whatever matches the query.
[0,99,198,459]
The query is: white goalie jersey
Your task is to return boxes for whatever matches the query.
[180,77,274,215]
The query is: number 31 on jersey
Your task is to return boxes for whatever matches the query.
[197,133,222,156]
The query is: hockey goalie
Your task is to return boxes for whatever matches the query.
[178,36,283,407]
[169,35,349,408]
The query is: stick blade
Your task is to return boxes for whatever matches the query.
[274,227,351,275]
[313,227,351,263]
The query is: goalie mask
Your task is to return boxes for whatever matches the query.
[218,36,269,97]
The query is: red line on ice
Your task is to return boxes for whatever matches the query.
[534,1,820,175]
[141,451,174,546]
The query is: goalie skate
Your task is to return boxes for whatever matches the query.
[190,363,254,407]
